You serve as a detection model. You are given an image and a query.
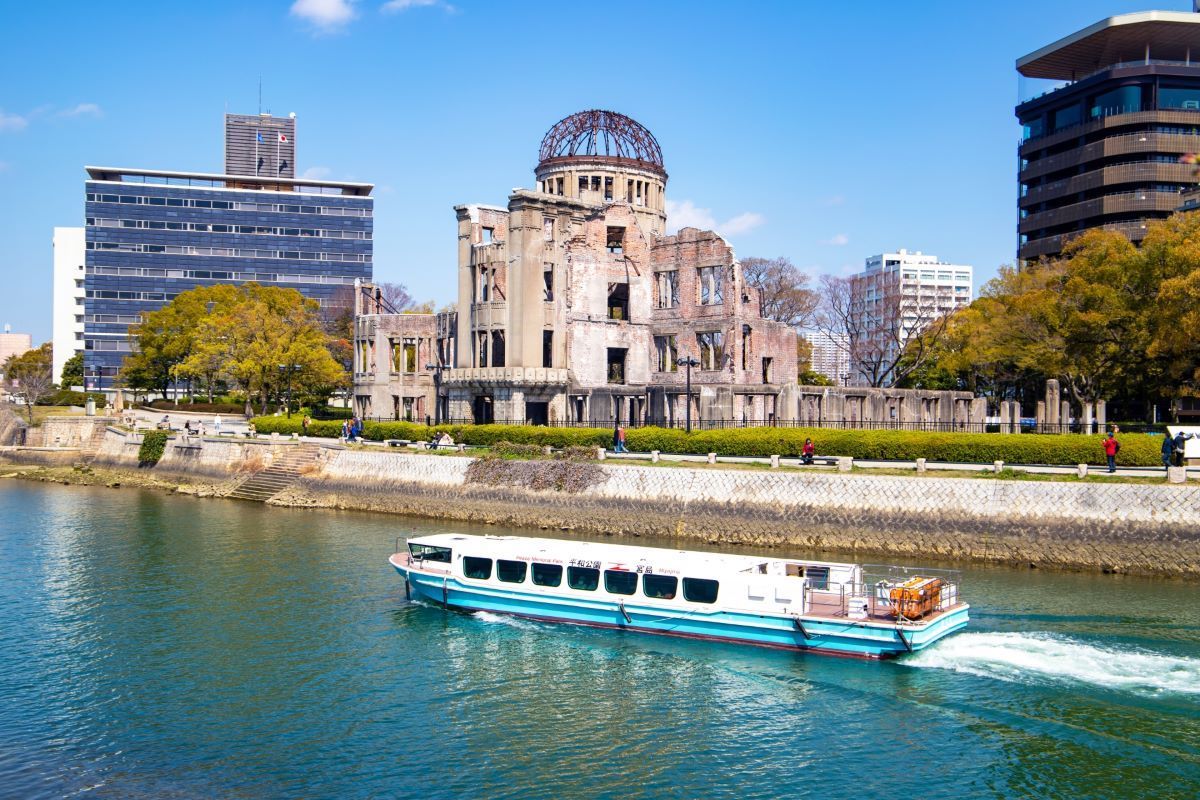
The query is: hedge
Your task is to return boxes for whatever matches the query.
[248,417,1164,467]
[38,390,106,407]
[138,430,169,466]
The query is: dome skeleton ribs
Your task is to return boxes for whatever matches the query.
[538,110,665,174]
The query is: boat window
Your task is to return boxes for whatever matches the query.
[642,574,678,599]
[604,570,638,596]
[805,567,830,590]
[496,559,527,584]
[567,566,599,591]
[463,556,492,580]
[409,543,451,563]
[683,578,719,604]
[532,563,563,587]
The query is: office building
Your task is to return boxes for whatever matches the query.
[1017,10,1200,262]
[224,113,296,179]
[849,250,972,386]
[0,327,33,381]
[52,227,86,384]
[801,330,850,384]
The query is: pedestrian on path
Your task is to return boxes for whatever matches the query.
[1102,431,1120,473]
[1162,434,1175,471]
[214,414,222,434]
[615,425,628,453]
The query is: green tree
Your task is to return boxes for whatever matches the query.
[59,352,84,389]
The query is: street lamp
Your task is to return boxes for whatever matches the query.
[277,363,302,418]
[425,362,449,425]
[678,356,700,433]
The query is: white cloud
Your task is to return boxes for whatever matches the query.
[0,110,28,132]
[300,166,332,180]
[821,233,849,246]
[58,103,101,118]
[381,0,455,12]
[291,0,357,31]
[665,199,765,236]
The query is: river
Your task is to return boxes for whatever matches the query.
[1,480,1198,799]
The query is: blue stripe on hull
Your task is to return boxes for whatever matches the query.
[396,566,968,659]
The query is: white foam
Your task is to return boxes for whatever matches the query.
[473,611,541,630]
[906,631,1200,696]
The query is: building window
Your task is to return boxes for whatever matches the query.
[603,177,613,202]
[544,267,554,302]
[531,563,562,587]
[490,330,505,368]
[656,270,679,309]
[542,330,553,369]
[496,559,527,583]
[476,332,488,368]
[543,217,554,241]
[762,357,773,384]
[698,266,724,305]
[697,331,724,371]
[403,397,414,421]
[403,338,417,373]
[607,348,627,384]
[568,566,599,591]
[607,282,629,320]
[477,266,490,302]
[642,574,678,599]
[654,335,678,373]
[604,570,637,595]
[606,227,625,254]
[682,578,719,604]
[741,324,752,368]
[482,227,494,244]
[463,557,492,580]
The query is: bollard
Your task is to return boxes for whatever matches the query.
[543,446,553,456]
[837,456,852,472]
[707,452,717,464]
[916,457,926,474]
[770,454,780,469]
[597,447,606,461]
[1076,463,1088,478]
[993,460,1004,473]
[1168,466,1186,484]
[456,443,466,453]
[291,432,300,441]
[651,450,660,463]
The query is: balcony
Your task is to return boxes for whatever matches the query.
[1021,162,1197,207]
[1020,220,1154,260]
[1020,130,1200,181]
[1019,190,1181,235]
[1020,108,1200,156]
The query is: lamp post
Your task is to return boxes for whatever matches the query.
[278,363,302,418]
[425,362,448,425]
[678,356,699,433]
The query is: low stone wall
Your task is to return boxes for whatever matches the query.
[285,449,1200,577]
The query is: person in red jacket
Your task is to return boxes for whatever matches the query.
[802,437,815,465]
[1102,431,1120,473]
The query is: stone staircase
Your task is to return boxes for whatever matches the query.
[227,444,322,502]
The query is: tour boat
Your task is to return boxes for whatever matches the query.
[390,534,969,659]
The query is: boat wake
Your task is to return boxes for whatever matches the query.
[905,631,1200,697]
[472,611,543,631]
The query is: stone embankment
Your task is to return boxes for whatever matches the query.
[3,419,1199,577]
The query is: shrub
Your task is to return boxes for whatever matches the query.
[137,430,169,466]
[38,390,106,407]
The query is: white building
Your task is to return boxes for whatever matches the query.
[849,249,972,386]
[801,330,850,384]
[0,327,33,383]
[52,227,86,385]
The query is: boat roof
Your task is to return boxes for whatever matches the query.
[407,533,856,573]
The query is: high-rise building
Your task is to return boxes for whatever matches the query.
[1016,10,1200,262]
[52,227,86,384]
[224,113,296,178]
[800,331,850,384]
[83,166,372,390]
[848,250,972,386]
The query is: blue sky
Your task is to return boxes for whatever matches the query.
[0,0,1174,343]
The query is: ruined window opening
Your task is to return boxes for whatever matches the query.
[578,176,588,195]
[697,331,725,371]
[626,179,634,203]
[543,267,554,302]
[654,335,678,373]
[762,357,773,384]
[741,324,752,368]
[403,396,414,422]
[390,339,403,372]
[607,281,629,321]
[698,266,724,306]
[604,177,613,202]
[656,270,679,309]
[403,338,418,373]
[477,266,489,302]
[591,176,601,191]
[542,330,553,368]
[392,395,401,421]
[473,394,494,424]
[543,217,554,241]
[606,226,625,254]
[482,227,493,244]
[606,348,627,384]
[556,177,564,196]
[490,330,506,368]
[476,331,488,368]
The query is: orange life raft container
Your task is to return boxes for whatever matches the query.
[888,576,945,620]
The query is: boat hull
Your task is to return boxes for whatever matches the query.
[393,560,968,660]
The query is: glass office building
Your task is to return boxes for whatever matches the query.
[82,167,372,389]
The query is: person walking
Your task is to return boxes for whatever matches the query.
[302,415,311,436]
[615,425,628,453]
[341,419,350,442]
[1102,431,1120,474]
[1162,433,1175,471]
[802,437,815,465]
[214,414,222,435]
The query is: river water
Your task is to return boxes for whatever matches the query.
[1,481,1198,799]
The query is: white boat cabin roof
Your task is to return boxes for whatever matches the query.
[407,533,856,577]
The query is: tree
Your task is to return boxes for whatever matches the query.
[378,281,415,312]
[740,257,818,327]
[3,342,53,423]
[60,352,84,389]
[121,286,236,398]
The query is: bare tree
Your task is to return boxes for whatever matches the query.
[814,274,954,388]
[378,282,415,312]
[739,257,819,328]
[3,342,55,423]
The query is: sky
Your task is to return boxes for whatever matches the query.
[0,0,1177,344]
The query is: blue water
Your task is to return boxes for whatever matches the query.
[1,480,1198,799]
